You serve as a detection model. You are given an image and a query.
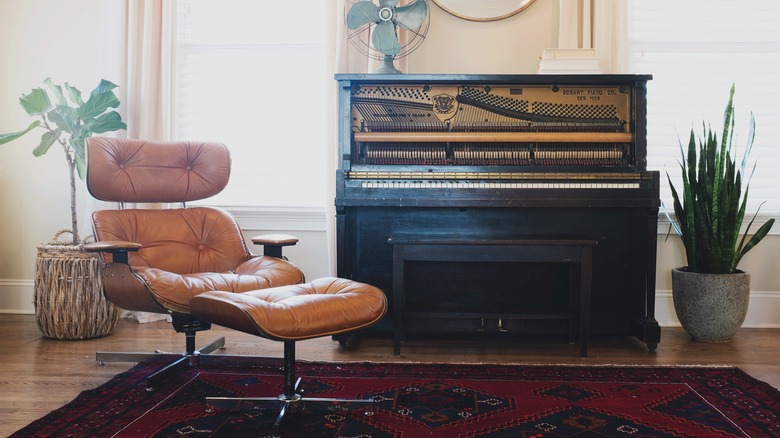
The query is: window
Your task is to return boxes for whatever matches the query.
[628,1,780,214]
[173,0,328,208]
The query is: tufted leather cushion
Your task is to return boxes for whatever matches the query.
[86,137,231,203]
[130,256,305,314]
[92,207,250,274]
[92,206,305,314]
[190,277,387,341]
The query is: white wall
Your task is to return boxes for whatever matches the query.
[1,0,778,327]
[0,0,125,311]
[411,0,558,73]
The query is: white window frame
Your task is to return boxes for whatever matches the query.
[171,0,330,209]
[626,0,780,224]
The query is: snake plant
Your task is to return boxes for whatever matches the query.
[668,84,774,274]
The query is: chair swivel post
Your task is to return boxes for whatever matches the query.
[193,278,387,427]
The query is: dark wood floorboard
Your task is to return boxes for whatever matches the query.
[1,314,778,435]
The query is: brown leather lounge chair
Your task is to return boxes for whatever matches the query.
[84,138,388,426]
[83,137,305,389]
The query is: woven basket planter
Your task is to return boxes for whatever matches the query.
[34,231,120,340]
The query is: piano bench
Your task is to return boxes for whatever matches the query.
[388,234,597,357]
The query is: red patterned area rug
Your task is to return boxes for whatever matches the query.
[11,355,780,437]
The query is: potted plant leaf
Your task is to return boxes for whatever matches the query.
[0,78,127,339]
[668,84,774,341]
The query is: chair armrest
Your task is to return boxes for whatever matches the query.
[83,240,141,264]
[251,233,298,258]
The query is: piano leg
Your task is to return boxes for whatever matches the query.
[642,205,661,353]
[631,317,661,353]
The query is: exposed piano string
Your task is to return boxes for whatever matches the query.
[351,84,633,168]
[351,84,629,134]
[364,143,448,165]
[352,99,624,133]
[533,143,624,165]
[451,144,531,165]
[352,100,444,132]
[454,86,623,132]
[450,100,533,132]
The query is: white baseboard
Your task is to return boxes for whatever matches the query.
[655,290,780,328]
[4,277,780,328]
[0,279,34,314]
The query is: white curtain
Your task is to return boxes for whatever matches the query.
[119,0,174,322]
[557,0,627,73]
[336,0,369,73]
[125,0,173,140]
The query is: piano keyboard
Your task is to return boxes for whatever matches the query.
[360,181,640,189]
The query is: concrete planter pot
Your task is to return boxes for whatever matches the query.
[671,268,750,342]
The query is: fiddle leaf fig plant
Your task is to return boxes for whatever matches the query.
[667,84,774,274]
[0,78,127,245]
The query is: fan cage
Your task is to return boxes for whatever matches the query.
[344,0,430,61]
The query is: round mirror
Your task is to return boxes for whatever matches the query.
[431,0,536,22]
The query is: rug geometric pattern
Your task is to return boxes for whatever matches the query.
[10,355,780,437]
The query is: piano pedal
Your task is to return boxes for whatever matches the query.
[498,318,509,333]
[477,318,486,332]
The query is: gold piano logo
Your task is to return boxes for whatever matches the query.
[431,93,457,115]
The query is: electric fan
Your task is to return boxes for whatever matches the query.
[345,0,430,74]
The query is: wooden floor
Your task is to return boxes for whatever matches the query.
[1,314,778,435]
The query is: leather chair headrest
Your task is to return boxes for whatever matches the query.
[86,138,231,203]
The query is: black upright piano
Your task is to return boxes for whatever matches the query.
[334,74,660,351]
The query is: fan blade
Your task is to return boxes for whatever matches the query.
[372,21,400,56]
[380,0,400,7]
[394,0,428,31]
[346,1,380,29]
